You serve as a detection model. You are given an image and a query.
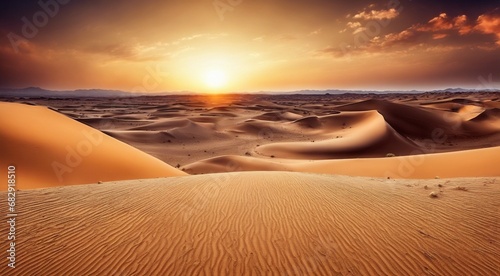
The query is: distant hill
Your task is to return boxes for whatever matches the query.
[265,88,499,95]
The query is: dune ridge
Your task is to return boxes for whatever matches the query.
[1,172,498,275]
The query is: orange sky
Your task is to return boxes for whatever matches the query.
[0,0,499,93]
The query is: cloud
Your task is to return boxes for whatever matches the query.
[278,34,297,41]
[344,6,401,35]
[433,33,448,40]
[352,27,367,35]
[475,13,500,45]
[346,21,366,34]
[368,12,498,48]
[416,13,454,32]
[309,28,322,36]
[83,42,169,62]
[415,13,473,34]
[353,8,400,20]
[316,46,350,58]
[171,33,228,45]
[370,29,416,47]
[454,15,473,35]
[85,43,137,60]
[346,22,361,29]
[319,11,500,59]
[412,13,472,35]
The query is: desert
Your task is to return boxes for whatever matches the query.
[0,92,499,275]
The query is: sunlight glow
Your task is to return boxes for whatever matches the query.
[202,69,228,89]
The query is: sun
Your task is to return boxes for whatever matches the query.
[202,69,228,89]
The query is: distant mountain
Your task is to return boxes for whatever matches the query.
[261,88,499,95]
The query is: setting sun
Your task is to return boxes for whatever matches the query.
[202,69,228,89]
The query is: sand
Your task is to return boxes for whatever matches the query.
[0,92,499,274]
[0,172,498,275]
[4,93,498,170]
[0,102,185,190]
[185,146,500,178]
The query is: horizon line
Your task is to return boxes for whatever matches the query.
[1,86,499,95]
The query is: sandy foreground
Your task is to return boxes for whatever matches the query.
[0,93,499,274]
[1,172,499,275]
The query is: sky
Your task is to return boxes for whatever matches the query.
[0,0,499,93]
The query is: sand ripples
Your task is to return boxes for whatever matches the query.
[2,172,498,275]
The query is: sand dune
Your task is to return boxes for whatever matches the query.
[185,146,500,178]
[19,94,497,168]
[253,111,303,121]
[336,99,497,137]
[472,108,500,123]
[0,102,185,190]
[256,110,420,159]
[1,172,498,275]
[103,130,176,144]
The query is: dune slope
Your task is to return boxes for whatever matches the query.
[0,102,185,190]
[1,172,498,275]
